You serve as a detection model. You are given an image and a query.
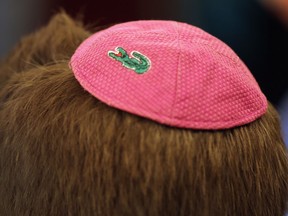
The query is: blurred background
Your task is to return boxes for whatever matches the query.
[0,0,288,144]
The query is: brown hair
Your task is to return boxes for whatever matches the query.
[0,12,287,216]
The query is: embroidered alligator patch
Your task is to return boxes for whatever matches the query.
[108,47,151,74]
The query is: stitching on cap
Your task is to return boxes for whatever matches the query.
[170,21,181,120]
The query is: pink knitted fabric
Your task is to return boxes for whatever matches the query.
[70,20,267,129]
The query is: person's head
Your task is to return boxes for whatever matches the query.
[0,13,287,216]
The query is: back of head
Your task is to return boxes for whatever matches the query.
[0,12,287,216]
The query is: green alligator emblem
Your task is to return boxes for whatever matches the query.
[108,47,151,74]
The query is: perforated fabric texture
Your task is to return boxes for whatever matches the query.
[70,20,267,129]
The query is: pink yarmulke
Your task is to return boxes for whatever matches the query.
[70,20,267,130]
